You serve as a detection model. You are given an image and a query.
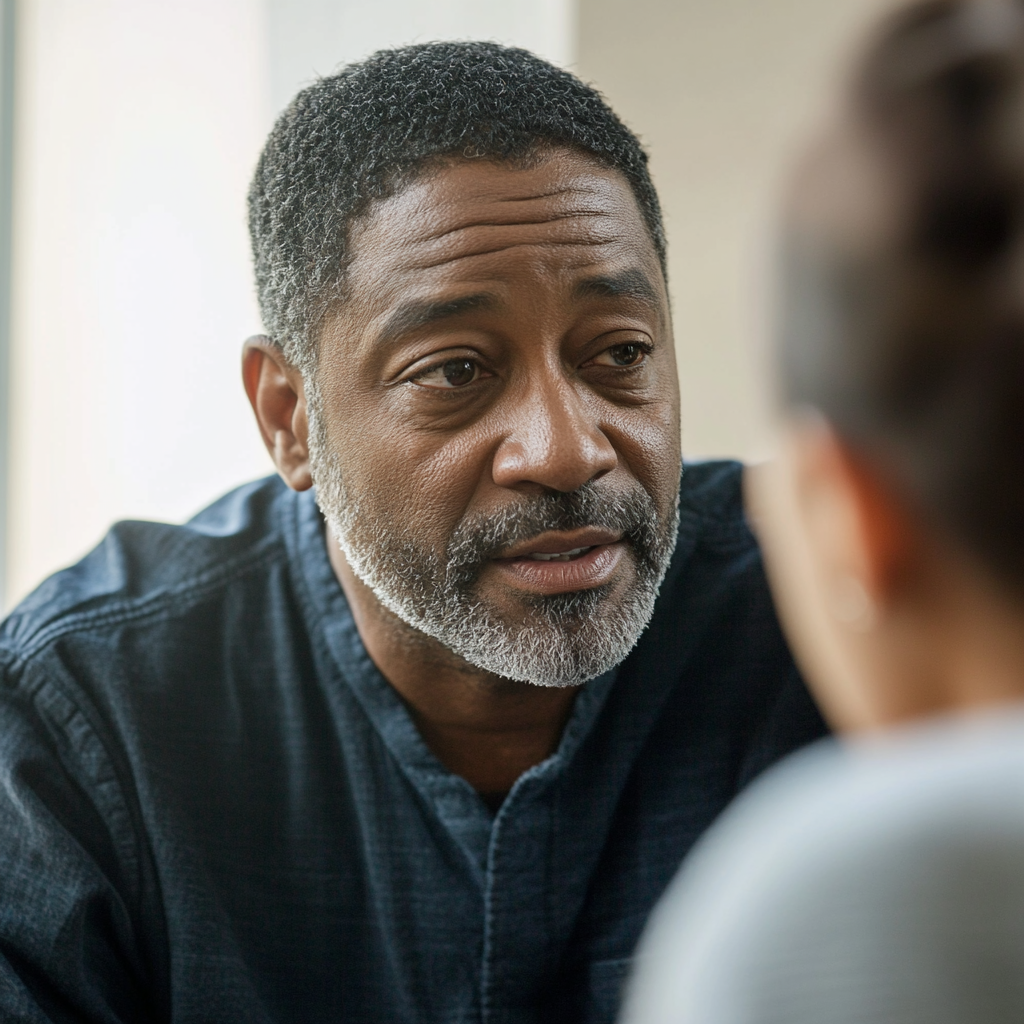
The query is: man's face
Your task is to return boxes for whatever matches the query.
[309,148,682,686]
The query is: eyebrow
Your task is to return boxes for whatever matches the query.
[373,268,661,347]
[375,293,497,346]
[573,268,661,307]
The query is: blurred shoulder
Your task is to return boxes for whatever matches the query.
[719,709,1024,861]
[662,710,1024,923]
[627,710,1024,1023]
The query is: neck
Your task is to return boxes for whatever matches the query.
[930,579,1024,715]
[327,527,581,795]
[858,549,1024,729]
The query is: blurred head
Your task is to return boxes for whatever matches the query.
[751,0,1024,730]
[243,43,682,687]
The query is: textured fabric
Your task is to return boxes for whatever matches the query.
[0,461,825,1024]
[624,711,1024,1024]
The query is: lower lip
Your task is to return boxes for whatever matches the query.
[490,542,627,595]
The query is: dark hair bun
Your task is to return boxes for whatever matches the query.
[781,0,1024,593]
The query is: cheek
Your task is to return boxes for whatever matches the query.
[317,387,493,543]
[602,399,682,506]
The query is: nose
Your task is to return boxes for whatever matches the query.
[491,375,618,494]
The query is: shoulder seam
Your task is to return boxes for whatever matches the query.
[9,534,286,661]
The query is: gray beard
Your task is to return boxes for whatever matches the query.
[308,401,679,687]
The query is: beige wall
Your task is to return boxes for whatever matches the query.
[5,0,909,606]
[577,0,896,461]
[5,0,575,609]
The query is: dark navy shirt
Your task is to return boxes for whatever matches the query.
[0,462,825,1024]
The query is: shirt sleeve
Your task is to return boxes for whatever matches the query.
[0,654,161,1023]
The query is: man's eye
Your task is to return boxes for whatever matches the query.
[413,358,482,389]
[593,343,648,368]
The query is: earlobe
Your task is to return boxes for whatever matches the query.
[790,416,911,619]
[242,336,313,492]
[829,574,877,631]
[830,438,913,610]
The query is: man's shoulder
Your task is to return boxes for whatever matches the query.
[676,459,752,554]
[619,458,761,648]
[678,458,744,514]
[0,475,296,659]
[631,458,826,784]
[655,459,759,603]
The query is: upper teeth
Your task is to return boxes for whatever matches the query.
[527,546,591,562]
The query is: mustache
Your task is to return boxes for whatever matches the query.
[444,482,663,584]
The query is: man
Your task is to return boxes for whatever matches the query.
[0,43,825,1023]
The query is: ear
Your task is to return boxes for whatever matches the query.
[794,419,913,610]
[745,414,916,730]
[242,336,313,492]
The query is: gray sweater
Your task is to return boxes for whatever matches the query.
[625,709,1024,1024]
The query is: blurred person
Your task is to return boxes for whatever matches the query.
[0,43,826,1023]
[623,2,1024,1022]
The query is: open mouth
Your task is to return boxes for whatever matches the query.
[523,546,595,562]
[489,532,627,595]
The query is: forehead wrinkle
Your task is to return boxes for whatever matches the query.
[393,177,618,244]
[415,207,607,247]
[456,179,607,205]
[399,212,625,273]
[407,234,621,272]
[491,185,598,204]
